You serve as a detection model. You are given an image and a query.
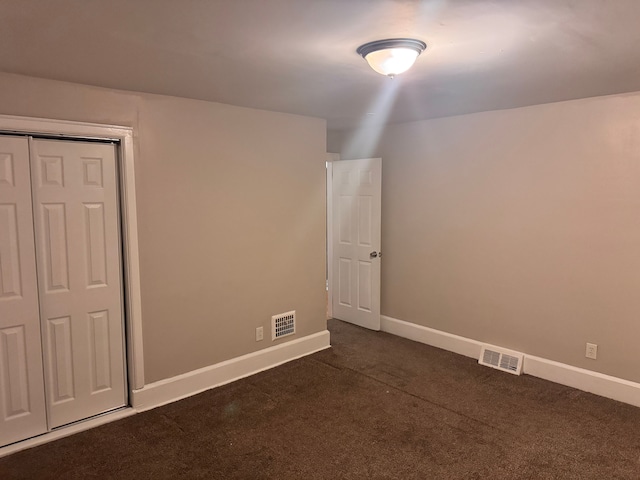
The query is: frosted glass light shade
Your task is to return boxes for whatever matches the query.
[363,48,420,76]
[357,38,426,77]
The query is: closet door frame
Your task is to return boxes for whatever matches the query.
[0,115,144,417]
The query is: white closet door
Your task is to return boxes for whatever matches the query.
[30,139,126,429]
[0,136,48,446]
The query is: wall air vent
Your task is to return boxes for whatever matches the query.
[479,345,524,375]
[272,311,296,340]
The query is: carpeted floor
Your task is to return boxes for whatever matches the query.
[2,319,640,479]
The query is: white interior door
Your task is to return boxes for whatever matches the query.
[30,139,126,429]
[331,158,382,330]
[0,136,48,446]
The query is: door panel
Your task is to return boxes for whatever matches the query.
[41,203,70,292]
[0,204,21,298]
[338,258,352,307]
[31,139,126,429]
[88,310,112,392]
[0,136,47,447]
[46,315,74,403]
[331,158,381,330]
[84,203,108,286]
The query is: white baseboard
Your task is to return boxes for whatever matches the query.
[523,355,640,408]
[380,315,640,409]
[132,330,331,412]
[381,315,482,359]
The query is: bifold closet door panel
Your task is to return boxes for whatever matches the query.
[30,139,126,429]
[0,136,48,447]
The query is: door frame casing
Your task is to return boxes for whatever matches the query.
[326,153,339,320]
[0,114,145,392]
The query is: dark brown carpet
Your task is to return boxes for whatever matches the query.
[2,319,640,479]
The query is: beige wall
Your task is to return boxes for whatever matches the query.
[329,92,640,383]
[0,72,327,384]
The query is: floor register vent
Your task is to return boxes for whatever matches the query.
[479,345,524,375]
[272,310,296,340]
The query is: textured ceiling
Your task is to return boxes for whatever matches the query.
[1,0,640,129]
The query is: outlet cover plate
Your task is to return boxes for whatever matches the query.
[586,343,598,359]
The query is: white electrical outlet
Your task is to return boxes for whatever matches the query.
[256,326,264,342]
[586,343,598,360]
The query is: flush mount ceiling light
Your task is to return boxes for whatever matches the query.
[357,38,427,77]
